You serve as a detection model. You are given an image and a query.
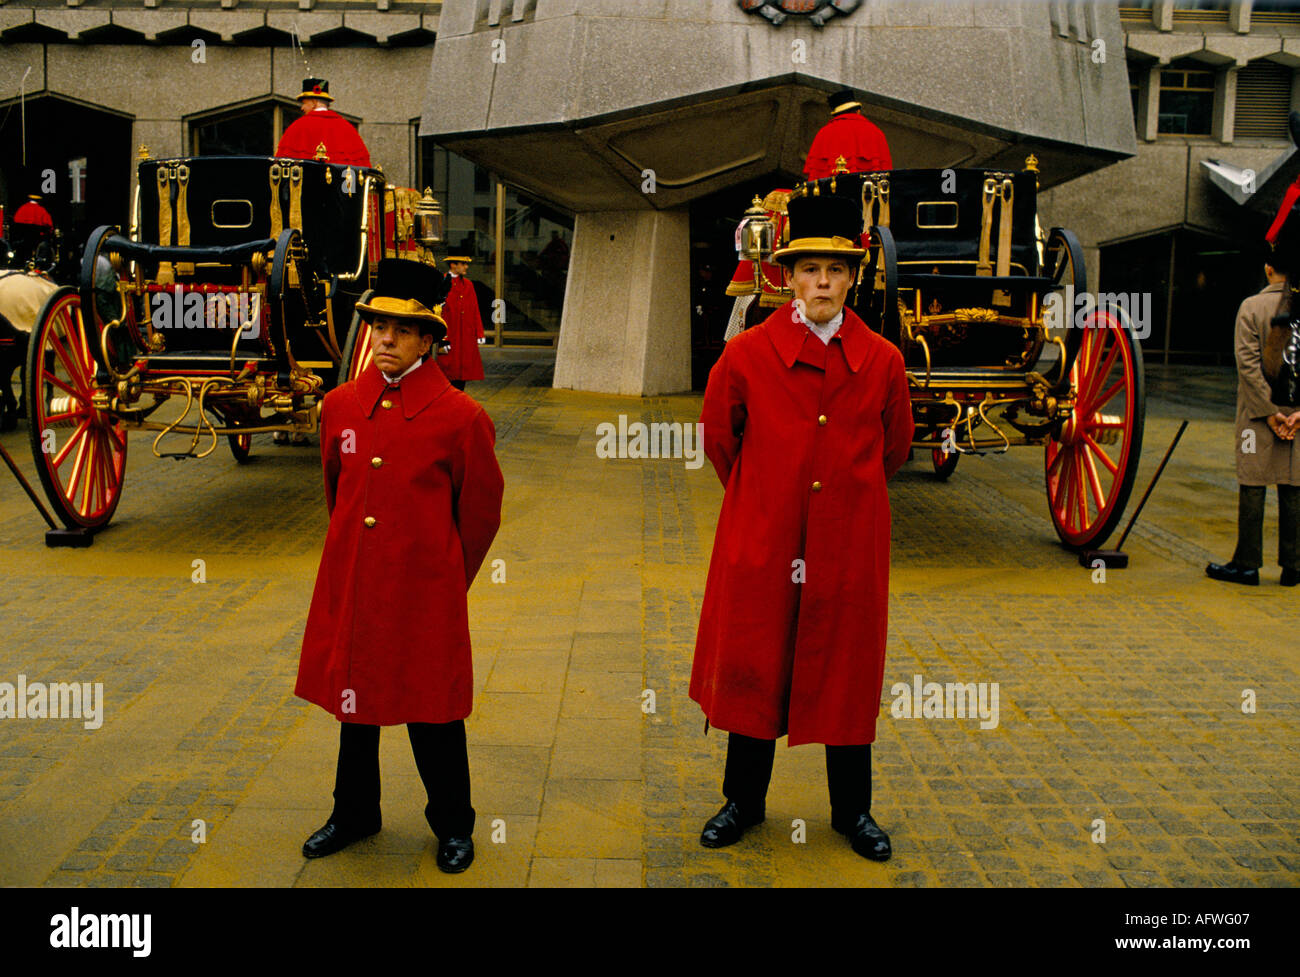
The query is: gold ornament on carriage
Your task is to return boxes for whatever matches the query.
[413,187,444,248]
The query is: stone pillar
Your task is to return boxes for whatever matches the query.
[553,208,691,397]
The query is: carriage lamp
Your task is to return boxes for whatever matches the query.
[413,188,444,248]
[737,197,775,261]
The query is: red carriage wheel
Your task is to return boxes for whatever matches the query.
[1045,304,1144,550]
[931,436,959,480]
[25,287,127,529]
[229,433,253,464]
[339,289,375,385]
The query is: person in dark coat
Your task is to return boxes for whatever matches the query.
[296,259,504,872]
[691,192,914,861]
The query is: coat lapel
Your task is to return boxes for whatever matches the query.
[356,358,451,419]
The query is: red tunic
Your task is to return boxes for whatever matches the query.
[803,111,892,179]
[275,108,372,167]
[691,303,914,746]
[13,200,54,228]
[437,274,486,382]
[296,358,503,726]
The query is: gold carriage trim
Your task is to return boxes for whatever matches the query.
[761,189,791,213]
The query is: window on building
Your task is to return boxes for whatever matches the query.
[418,141,573,349]
[1158,64,1215,136]
[191,103,283,157]
[1235,59,1293,140]
[1254,1,1300,24]
[1171,0,1229,23]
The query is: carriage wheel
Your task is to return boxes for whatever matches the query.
[862,225,898,341]
[25,287,126,529]
[339,289,375,385]
[1045,304,1144,550]
[931,443,959,480]
[1043,227,1087,385]
[229,433,253,464]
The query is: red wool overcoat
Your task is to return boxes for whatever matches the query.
[803,112,892,179]
[295,358,503,725]
[437,274,486,382]
[690,303,914,746]
[275,108,372,167]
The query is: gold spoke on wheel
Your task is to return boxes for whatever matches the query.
[1080,333,1121,410]
[1074,453,1089,529]
[1089,377,1126,415]
[1082,446,1107,514]
[1083,434,1120,475]
[52,421,90,468]
[67,428,92,508]
[1047,444,1066,478]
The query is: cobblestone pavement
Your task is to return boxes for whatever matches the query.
[0,358,1296,887]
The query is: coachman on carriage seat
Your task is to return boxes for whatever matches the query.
[275,77,372,168]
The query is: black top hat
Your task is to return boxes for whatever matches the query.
[772,193,866,265]
[828,89,861,115]
[298,78,333,102]
[355,259,450,340]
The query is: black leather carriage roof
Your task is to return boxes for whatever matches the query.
[136,155,383,278]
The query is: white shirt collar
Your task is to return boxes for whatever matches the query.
[380,359,423,385]
[792,302,844,345]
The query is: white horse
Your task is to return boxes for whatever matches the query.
[0,268,59,430]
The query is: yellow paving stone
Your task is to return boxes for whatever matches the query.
[528,857,597,887]
[534,779,641,859]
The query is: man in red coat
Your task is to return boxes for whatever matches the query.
[437,255,486,389]
[275,77,372,167]
[296,259,504,872]
[803,89,892,179]
[691,192,914,861]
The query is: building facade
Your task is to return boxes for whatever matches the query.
[4,0,1297,390]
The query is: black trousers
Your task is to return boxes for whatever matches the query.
[722,732,872,824]
[450,380,467,391]
[331,720,475,840]
[1231,484,1300,570]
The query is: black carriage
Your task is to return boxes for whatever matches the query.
[25,153,441,529]
[737,161,1144,550]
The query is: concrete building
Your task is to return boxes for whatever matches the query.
[3,0,1297,391]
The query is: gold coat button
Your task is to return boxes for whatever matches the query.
[364,516,376,528]
[381,399,393,409]
[371,457,383,468]
[812,481,823,492]
[818,415,828,426]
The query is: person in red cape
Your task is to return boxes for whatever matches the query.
[275,77,372,167]
[437,255,485,389]
[295,258,504,873]
[12,193,53,230]
[803,89,892,180]
[691,192,915,861]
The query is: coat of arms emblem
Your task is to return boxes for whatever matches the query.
[737,0,863,26]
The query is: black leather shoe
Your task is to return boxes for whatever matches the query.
[1206,562,1259,586]
[834,812,892,862]
[1282,568,1299,587]
[302,820,381,859]
[699,800,764,849]
[436,836,474,873]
